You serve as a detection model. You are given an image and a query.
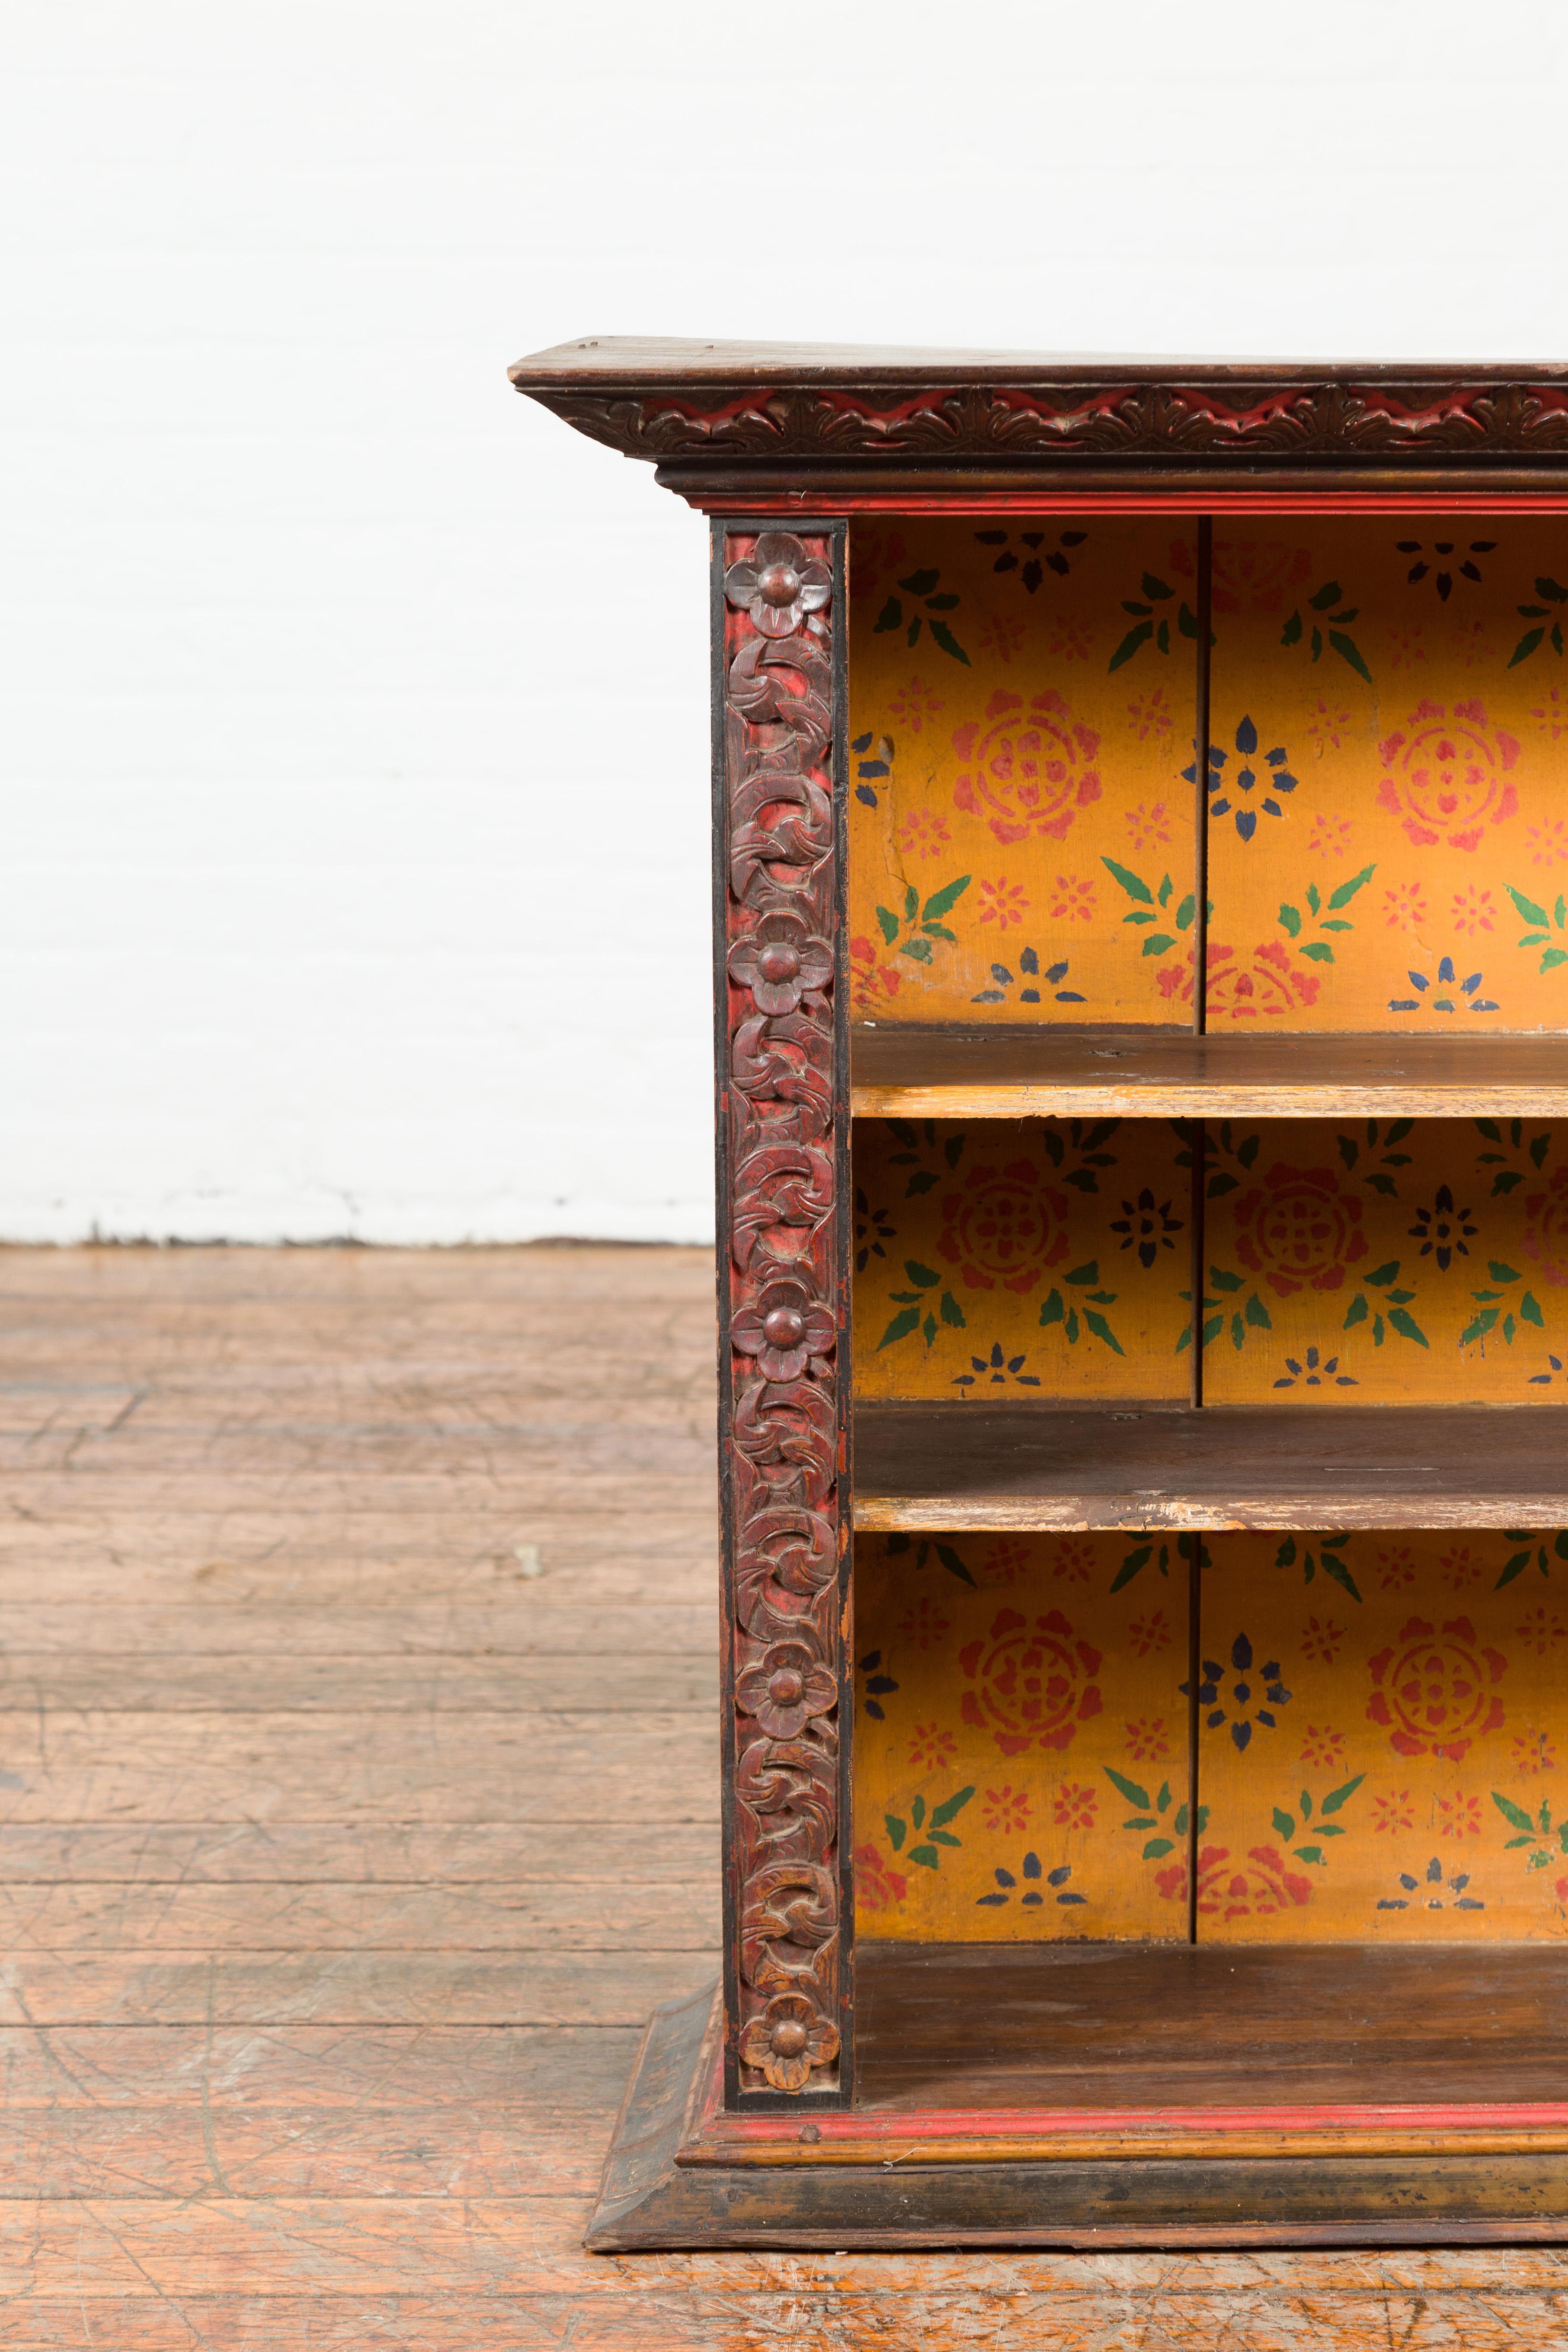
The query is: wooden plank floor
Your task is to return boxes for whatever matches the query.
[5,1245,1568,2347]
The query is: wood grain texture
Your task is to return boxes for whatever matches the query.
[854,1400,1568,1529]
[10,1242,1568,2333]
[853,1024,1568,1118]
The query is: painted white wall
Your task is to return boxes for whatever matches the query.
[3,0,1565,1241]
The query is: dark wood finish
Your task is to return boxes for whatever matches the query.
[851,1024,1568,1118]
[854,1401,1568,1530]
[590,1982,1568,2249]
[714,525,852,2106]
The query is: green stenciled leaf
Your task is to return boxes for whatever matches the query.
[905,1260,940,1288]
[1320,1552,1363,1603]
[876,1308,920,1350]
[1065,1309,1080,1342]
[1496,1551,1533,1590]
[1281,609,1303,646]
[908,1843,940,1869]
[1510,886,1552,928]
[907,617,922,647]
[1201,1311,1224,1348]
[927,1828,960,1846]
[1210,1267,1244,1292]
[1344,1293,1369,1329]
[875,905,900,946]
[1306,883,1322,915]
[1533,1134,1553,1169]
[1084,1309,1125,1356]
[1328,864,1376,911]
[1494,1790,1537,1834]
[873,595,902,634]
[1293,1845,1326,1865]
[1329,630,1373,684]
[1066,1261,1099,1286]
[1364,1261,1400,1287]
[911,1795,925,1828]
[1175,893,1196,930]
[1494,1169,1525,1195]
[899,937,933,963]
[1365,1173,1398,1197]
[1142,1837,1175,1859]
[1489,1261,1521,1283]
[1156,618,1171,653]
[1206,1171,1239,1199]
[1105,1768,1152,1810]
[1300,1792,1313,1818]
[934,1543,976,1590]
[929,1784,975,1829]
[1522,1291,1546,1327]
[1544,948,1568,972]
[1460,1307,1500,1347]
[1108,619,1155,671]
[929,619,971,666]
[1338,1136,1360,1171]
[1320,918,1354,932]
[1040,1289,1065,1328]
[1101,856,1154,905]
[1509,627,1546,669]
[1311,624,1323,660]
[1245,1293,1272,1329]
[904,1169,939,1197]
[1539,576,1568,602]
[1309,579,1344,611]
[898,568,940,597]
[1299,941,1335,963]
[1123,1817,1157,1830]
[920,922,956,942]
[1320,1773,1366,1817]
[1174,1802,1190,1834]
[1273,1808,1296,1841]
[904,883,919,921]
[1158,874,1174,906]
[1278,903,1302,938]
[940,1290,966,1329]
[1110,1544,1154,1593]
[1177,602,1202,639]
[884,1814,906,1851]
[1142,933,1175,957]
[924,592,960,610]
[921,874,972,923]
[1142,572,1174,601]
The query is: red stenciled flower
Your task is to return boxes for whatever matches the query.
[938,1160,1070,1295]
[1376,697,1521,852]
[727,910,833,1016]
[735,1640,837,1739]
[897,1597,952,1651]
[959,1606,1103,1757]
[1372,1790,1414,1833]
[737,1992,838,2092]
[977,1536,1033,1588]
[854,1841,908,1913]
[1174,534,1312,617]
[1299,1724,1347,1771]
[907,1721,957,1771]
[1156,1843,1313,1920]
[982,1784,1032,1834]
[848,934,902,1011]
[730,1275,835,1382]
[950,688,1102,845]
[1052,1781,1098,1830]
[1366,1614,1507,1761]
[1524,1165,1568,1289]
[1156,941,1322,1021]
[1231,1162,1368,1299]
[1124,1715,1171,1763]
[723,531,832,639]
[1437,1791,1483,1838]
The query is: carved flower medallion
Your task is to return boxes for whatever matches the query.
[724,531,833,639]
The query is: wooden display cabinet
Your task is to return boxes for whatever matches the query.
[511,339,1568,2246]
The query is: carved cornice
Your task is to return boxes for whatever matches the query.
[531,380,1568,469]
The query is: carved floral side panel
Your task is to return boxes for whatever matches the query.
[718,528,848,2100]
[853,1532,1192,1941]
[1204,518,1568,1027]
[854,1116,1190,1401]
[1199,1530,1568,1942]
[846,519,1198,1022]
[1202,1117,1568,1404]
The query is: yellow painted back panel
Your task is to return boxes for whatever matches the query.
[1207,518,1568,1029]
[1201,1117,1568,1403]
[847,519,1198,1022]
[854,1531,1194,1941]
[854,1116,1190,1401]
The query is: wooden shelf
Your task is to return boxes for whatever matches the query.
[851,1025,1568,1122]
[852,1401,1568,1530]
[679,1946,1568,2166]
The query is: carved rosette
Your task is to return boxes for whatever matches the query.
[717,527,848,2100]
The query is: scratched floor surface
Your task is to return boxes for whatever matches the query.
[2,1242,1566,2347]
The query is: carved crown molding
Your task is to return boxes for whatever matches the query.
[530,380,1568,469]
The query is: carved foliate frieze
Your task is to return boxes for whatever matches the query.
[541,380,1568,467]
[718,528,846,2098]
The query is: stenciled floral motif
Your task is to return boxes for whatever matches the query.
[1124,799,1173,851]
[724,531,832,639]
[730,1274,836,1382]
[1192,1632,1291,1754]
[907,1721,957,1771]
[938,1160,1070,1294]
[1125,1714,1173,1763]
[848,934,902,1011]
[1309,814,1354,859]
[1300,1725,1347,1771]
[897,809,951,860]
[1439,1542,1487,1592]
[1156,1843,1313,1921]
[1232,1162,1368,1297]
[1373,1791,1415,1832]
[1516,1606,1568,1655]
[976,877,1029,928]
[735,1640,837,1739]
[982,1785,1032,1834]
[1377,1856,1485,1913]
[1525,1166,1568,1288]
[959,1606,1104,1757]
[887,676,945,733]
[854,1841,908,1913]
[1366,1615,1507,1760]
[1052,1781,1098,1829]
[1376,698,1521,852]
[737,1991,840,2093]
[726,909,833,1016]
[1044,1535,1097,1585]
[1300,1616,1345,1667]
[1453,884,1498,937]
[1192,716,1299,845]
[1528,816,1568,864]
[1512,1728,1557,1776]
[1129,1607,1174,1657]
[1437,1791,1484,1837]
[1048,875,1097,922]
[1376,1544,1418,1590]
[897,1597,953,1651]
[976,1851,1088,1908]
[1408,1186,1478,1272]
[951,689,1102,845]
[1109,1186,1183,1269]
[1384,882,1430,932]
[977,1536,1033,1588]
[1156,941,1322,1021]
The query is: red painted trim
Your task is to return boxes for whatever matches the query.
[689,492,1568,518]
[701,2095,1568,2144]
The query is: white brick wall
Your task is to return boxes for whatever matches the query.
[1,0,1561,1241]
